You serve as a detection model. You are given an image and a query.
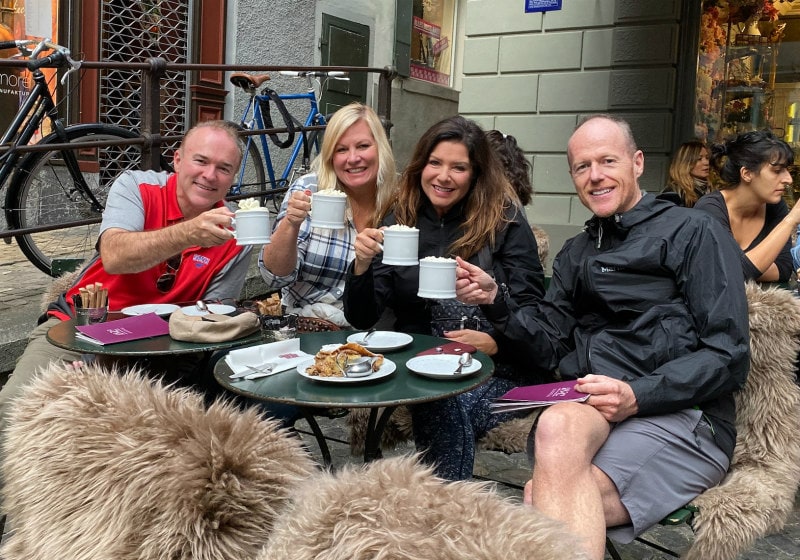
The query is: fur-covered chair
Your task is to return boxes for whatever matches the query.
[1,362,317,560]
[682,283,800,559]
[259,454,589,560]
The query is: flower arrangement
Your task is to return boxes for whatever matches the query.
[719,0,795,24]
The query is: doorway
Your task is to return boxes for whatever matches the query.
[319,14,369,114]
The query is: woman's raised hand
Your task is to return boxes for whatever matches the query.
[284,189,313,227]
[455,256,498,304]
[352,227,385,275]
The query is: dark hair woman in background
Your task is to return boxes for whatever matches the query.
[694,130,797,282]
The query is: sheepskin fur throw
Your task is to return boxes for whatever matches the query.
[1,361,317,560]
[683,283,800,560]
[259,454,590,560]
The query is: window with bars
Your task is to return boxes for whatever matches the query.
[99,0,189,155]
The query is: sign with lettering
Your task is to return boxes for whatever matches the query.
[525,0,562,13]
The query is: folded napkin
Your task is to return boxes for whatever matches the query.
[416,341,476,356]
[224,338,312,378]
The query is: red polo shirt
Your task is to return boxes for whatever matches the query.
[50,174,245,319]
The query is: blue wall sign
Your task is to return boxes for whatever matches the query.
[525,0,562,13]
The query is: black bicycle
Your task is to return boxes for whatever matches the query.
[0,38,165,276]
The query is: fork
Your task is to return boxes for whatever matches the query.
[230,363,276,380]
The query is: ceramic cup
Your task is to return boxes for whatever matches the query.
[75,306,108,325]
[417,257,457,299]
[382,226,419,266]
[310,191,347,229]
[230,208,271,245]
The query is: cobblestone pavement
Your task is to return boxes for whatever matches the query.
[0,238,51,315]
[300,415,800,560]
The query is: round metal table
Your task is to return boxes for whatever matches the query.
[213,330,494,464]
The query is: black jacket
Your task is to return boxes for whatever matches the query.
[482,194,750,458]
[343,197,546,378]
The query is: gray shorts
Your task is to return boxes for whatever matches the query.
[595,409,730,543]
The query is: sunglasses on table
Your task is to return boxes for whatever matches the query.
[156,254,183,293]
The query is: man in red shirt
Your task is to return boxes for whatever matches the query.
[2,120,250,427]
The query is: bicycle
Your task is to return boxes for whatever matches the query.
[228,70,349,209]
[0,38,166,276]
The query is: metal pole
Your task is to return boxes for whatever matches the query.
[140,57,168,171]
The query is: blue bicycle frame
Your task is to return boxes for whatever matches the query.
[262,91,320,185]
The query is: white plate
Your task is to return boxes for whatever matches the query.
[121,303,180,317]
[179,304,237,316]
[296,357,396,383]
[346,331,413,352]
[406,354,482,379]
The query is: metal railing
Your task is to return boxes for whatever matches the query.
[0,57,396,239]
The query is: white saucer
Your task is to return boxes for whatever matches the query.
[296,358,396,383]
[121,303,179,317]
[406,354,482,379]
[346,331,413,352]
[179,304,237,316]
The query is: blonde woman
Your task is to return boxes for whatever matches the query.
[659,140,711,207]
[259,103,397,325]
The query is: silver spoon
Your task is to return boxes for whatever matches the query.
[360,327,377,345]
[195,300,209,313]
[336,355,375,378]
[453,352,472,376]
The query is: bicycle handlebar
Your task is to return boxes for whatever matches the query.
[279,70,349,79]
[2,38,81,83]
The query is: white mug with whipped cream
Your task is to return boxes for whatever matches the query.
[310,189,347,229]
[382,224,420,266]
[417,256,457,299]
[230,198,271,245]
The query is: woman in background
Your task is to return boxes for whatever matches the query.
[695,130,797,282]
[659,139,711,207]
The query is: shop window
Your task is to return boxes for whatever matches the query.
[405,0,456,87]
[0,0,58,136]
[694,1,800,144]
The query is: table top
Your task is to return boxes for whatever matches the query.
[213,331,494,409]
[46,315,264,356]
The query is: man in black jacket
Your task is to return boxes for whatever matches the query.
[455,115,749,560]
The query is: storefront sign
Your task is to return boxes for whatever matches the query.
[413,16,440,39]
[525,0,562,13]
[410,63,450,86]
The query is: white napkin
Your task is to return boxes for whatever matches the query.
[224,338,312,378]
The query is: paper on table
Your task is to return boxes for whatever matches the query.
[74,313,170,345]
[490,379,589,413]
[224,338,312,378]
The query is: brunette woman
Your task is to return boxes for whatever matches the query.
[695,130,797,282]
[343,115,547,480]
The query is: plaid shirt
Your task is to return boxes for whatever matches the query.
[258,173,355,311]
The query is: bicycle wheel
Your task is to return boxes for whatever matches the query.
[7,124,166,276]
[230,138,266,203]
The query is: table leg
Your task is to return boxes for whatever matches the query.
[299,408,332,467]
[363,406,397,462]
